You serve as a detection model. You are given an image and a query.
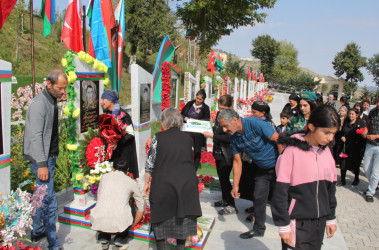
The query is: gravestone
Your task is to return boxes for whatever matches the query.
[130,63,153,178]
[0,60,14,196]
[203,76,213,109]
[248,80,255,99]
[233,78,239,110]
[184,72,198,103]
[216,76,223,99]
[58,55,105,228]
[169,66,181,109]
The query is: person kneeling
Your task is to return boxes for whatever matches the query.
[90,161,144,247]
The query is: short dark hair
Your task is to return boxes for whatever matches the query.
[353,103,363,115]
[218,94,233,107]
[340,96,349,105]
[349,108,360,116]
[196,89,207,99]
[280,111,292,119]
[113,160,128,173]
[47,69,67,85]
[361,98,370,105]
[307,105,340,130]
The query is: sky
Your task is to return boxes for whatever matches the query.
[34,0,379,87]
[215,0,379,87]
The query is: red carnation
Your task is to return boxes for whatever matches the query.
[86,137,105,168]
[356,128,365,134]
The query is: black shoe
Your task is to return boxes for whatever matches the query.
[244,206,254,213]
[239,230,264,239]
[337,182,346,187]
[245,214,254,223]
[351,180,360,186]
[366,195,374,203]
[98,232,111,244]
[213,200,229,207]
[31,231,46,242]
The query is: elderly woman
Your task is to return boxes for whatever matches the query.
[181,89,210,170]
[144,108,202,250]
[100,90,139,178]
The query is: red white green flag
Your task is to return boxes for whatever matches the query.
[61,0,84,53]
[0,0,17,30]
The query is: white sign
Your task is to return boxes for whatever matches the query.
[181,119,213,134]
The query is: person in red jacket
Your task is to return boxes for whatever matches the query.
[272,105,339,250]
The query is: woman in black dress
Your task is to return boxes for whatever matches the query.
[281,93,299,116]
[100,90,139,178]
[338,108,366,186]
[144,108,202,250]
[181,89,210,170]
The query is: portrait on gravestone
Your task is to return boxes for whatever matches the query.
[140,84,151,123]
[80,80,99,133]
[170,78,177,108]
[0,84,3,155]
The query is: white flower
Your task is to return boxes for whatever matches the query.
[100,168,107,173]
[106,167,112,172]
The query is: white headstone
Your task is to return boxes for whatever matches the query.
[204,76,213,109]
[131,64,153,178]
[0,60,14,196]
[233,78,239,110]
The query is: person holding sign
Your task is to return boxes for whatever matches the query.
[181,89,210,170]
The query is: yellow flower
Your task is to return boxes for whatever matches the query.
[76,173,83,181]
[72,108,80,118]
[61,58,68,68]
[93,59,100,70]
[102,65,108,74]
[104,78,110,86]
[98,64,104,73]
[77,51,86,61]
[85,175,89,179]
[96,176,101,181]
[67,71,77,83]
[22,172,29,178]
[89,177,96,184]
[85,54,94,64]
[83,183,89,190]
[66,144,78,151]
[64,106,71,117]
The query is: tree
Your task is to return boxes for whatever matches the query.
[331,84,339,92]
[286,72,320,92]
[176,0,277,57]
[332,42,367,96]
[367,53,379,86]
[251,35,280,82]
[321,84,328,94]
[126,0,179,57]
[224,54,246,79]
[273,41,299,82]
[361,85,374,99]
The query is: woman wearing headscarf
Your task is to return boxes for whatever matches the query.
[100,90,139,178]
[181,89,211,170]
[286,91,317,132]
[144,108,202,250]
[282,93,300,116]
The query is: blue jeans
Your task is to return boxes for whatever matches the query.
[363,143,379,196]
[30,156,61,250]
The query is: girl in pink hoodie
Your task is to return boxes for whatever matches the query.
[272,105,339,250]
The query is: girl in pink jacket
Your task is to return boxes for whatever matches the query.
[272,105,339,250]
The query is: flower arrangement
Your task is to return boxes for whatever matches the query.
[356,128,365,134]
[197,175,215,193]
[131,204,151,231]
[178,101,186,113]
[0,185,47,247]
[85,137,106,169]
[79,161,114,194]
[200,151,216,167]
[160,62,181,111]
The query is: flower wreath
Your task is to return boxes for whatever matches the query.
[61,50,109,187]
[160,62,181,111]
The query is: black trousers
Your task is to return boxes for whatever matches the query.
[252,167,276,234]
[282,217,327,250]
[216,158,235,206]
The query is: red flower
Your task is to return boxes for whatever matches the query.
[161,62,181,112]
[304,125,308,131]
[200,151,216,167]
[356,128,365,134]
[179,101,186,113]
[145,137,152,155]
[86,137,105,168]
[99,114,125,160]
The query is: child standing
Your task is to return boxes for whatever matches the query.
[276,111,292,133]
[90,161,144,248]
[272,105,339,249]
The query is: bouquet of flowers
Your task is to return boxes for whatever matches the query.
[99,114,131,160]
[197,175,215,194]
[339,143,348,158]
[356,128,365,134]
[80,161,114,194]
[0,185,47,247]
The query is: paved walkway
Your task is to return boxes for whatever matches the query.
[26,92,379,249]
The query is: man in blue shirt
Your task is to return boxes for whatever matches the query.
[218,108,279,239]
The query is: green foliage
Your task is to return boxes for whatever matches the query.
[285,72,320,92]
[361,85,375,99]
[321,84,329,94]
[251,35,280,82]
[151,121,162,137]
[332,42,367,95]
[224,54,246,79]
[125,0,179,57]
[343,80,357,96]
[331,84,339,92]
[54,120,72,191]
[273,41,299,82]
[367,53,379,86]
[177,0,277,56]
[10,125,34,192]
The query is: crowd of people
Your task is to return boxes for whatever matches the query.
[23,70,379,250]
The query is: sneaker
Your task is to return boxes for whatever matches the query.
[218,205,238,215]
[213,200,229,207]
[365,195,374,203]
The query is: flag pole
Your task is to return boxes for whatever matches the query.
[115,20,119,92]
[82,5,86,52]
[30,0,35,97]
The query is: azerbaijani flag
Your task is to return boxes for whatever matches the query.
[207,50,215,75]
[152,35,175,102]
[114,0,125,92]
[215,51,223,72]
[0,0,17,30]
[41,0,56,38]
[86,0,95,57]
[247,66,251,81]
